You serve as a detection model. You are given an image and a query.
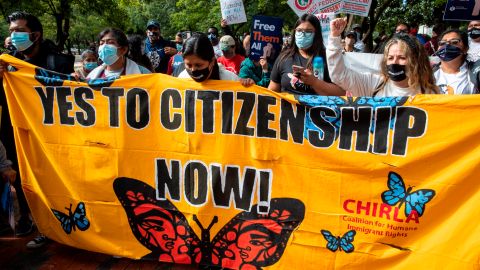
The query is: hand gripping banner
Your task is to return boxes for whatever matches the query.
[1,54,480,269]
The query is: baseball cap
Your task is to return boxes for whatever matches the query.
[147,19,160,29]
[346,31,357,41]
[219,35,235,50]
[352,24,361,30]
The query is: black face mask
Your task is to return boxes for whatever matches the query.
[387,64,407,82]
[186,64,211,82]
[469,28,480,40]
[436,44,463,62]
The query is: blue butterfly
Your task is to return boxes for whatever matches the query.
[321,229,356,253]
[296,95,408,139]
[381,172,436,217]
[51,202,90,234]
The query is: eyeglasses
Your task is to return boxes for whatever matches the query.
[396,29,408,34]
[438,39,462,47]
[295,29,315,36]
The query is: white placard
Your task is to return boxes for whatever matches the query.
[220,0,247,25]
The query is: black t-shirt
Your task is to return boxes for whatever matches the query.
[270,52,330,95]
[23,40,74,74]
[144,37,176,74]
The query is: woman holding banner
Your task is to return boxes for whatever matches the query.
[178,33,255,87]
[87,28,151,80]
[327,18,438,96]
[268,14,345,95]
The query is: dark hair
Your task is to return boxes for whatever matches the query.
[207,26,219,34]
[81,49,97,60]
[396,22,411,32]
[182,33,220,80]
[279,14,330,81]
[176,32,183,38]
[439,29,469,51]
[127,34,153,72]
[7,11,43,35]
[98,28,129,49]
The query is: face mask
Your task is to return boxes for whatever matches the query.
[222,49,235,58]
[469,28,480,40]
[436,44,463,62]
[186,64,211,82]
[176,43,183,52]
[295,32,314,49]
[84,62,98,71]
[98,44,119,66]
[387,64,407,82]
[11,32,34,52]
[208,33,218,43]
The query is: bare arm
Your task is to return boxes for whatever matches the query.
[268,80,281,92]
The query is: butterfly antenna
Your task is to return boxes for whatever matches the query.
[65,203,73,214]
[206,216,218,230]
[192,215,204,230]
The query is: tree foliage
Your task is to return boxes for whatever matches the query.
[0,0,461,54]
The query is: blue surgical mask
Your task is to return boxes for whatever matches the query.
[84,62,98,71]
[436,44,463,62]
[98,44,119,66]
[295,32,314,49]
[176,43,183,52]
[11,32,34,52]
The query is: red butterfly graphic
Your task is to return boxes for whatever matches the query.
[113,177,305,269]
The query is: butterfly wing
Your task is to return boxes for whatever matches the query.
[381,172,407,206]
[113,177,202,264]
[321,230,339,252]
[405,189,436,217]
[210,198,305,269]
[297,95,346,140]
[72,202,90,231]
[51,209,73,234]
[339,230,356,253]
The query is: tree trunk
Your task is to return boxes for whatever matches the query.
[363,0,397,52]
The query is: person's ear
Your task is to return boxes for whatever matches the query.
[31,32,41,43]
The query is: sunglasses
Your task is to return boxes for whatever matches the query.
[438,38,462,47]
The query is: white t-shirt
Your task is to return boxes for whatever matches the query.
[178,64,239,81]
[434,62,475,94]
[468,39,480,62]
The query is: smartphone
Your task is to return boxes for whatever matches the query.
[292,65,304,77]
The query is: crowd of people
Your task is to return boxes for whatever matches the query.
[0,10,480,251]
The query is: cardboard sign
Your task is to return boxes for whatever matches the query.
[288,0,372,17]
[315,13,336,48]
[220,0,247,25]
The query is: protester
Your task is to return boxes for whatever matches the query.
[127,34,154,72]
[207,26,223,58]
[0,139,16,235]
[239,56,272,87]
[73,49,98,80]
[352,24,365,52]
[217,35,245,74]
[433,29,479,94]
[243,34,251,57]
[410,22,427,45]
[344,31,361,52]
[167,32,185,76]
[178,33,253,87]
[395,22,410,34]
[0,11,75,248]
[87,28,151,79]
[144,19,177,73]
[467,20,480,62]
[328,18,438,96]
[268,14,344,95]
[424,24,444,56]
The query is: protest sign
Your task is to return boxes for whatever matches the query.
[2,54,480,269]
[444,0,480,21]
[249,15,283,62]
[342,0,373,17]
[220,0,247,25]
[288,0,372,17]
[315,13,336,48]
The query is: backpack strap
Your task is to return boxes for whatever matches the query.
[46,54,56,71]
[466,60,480,93]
